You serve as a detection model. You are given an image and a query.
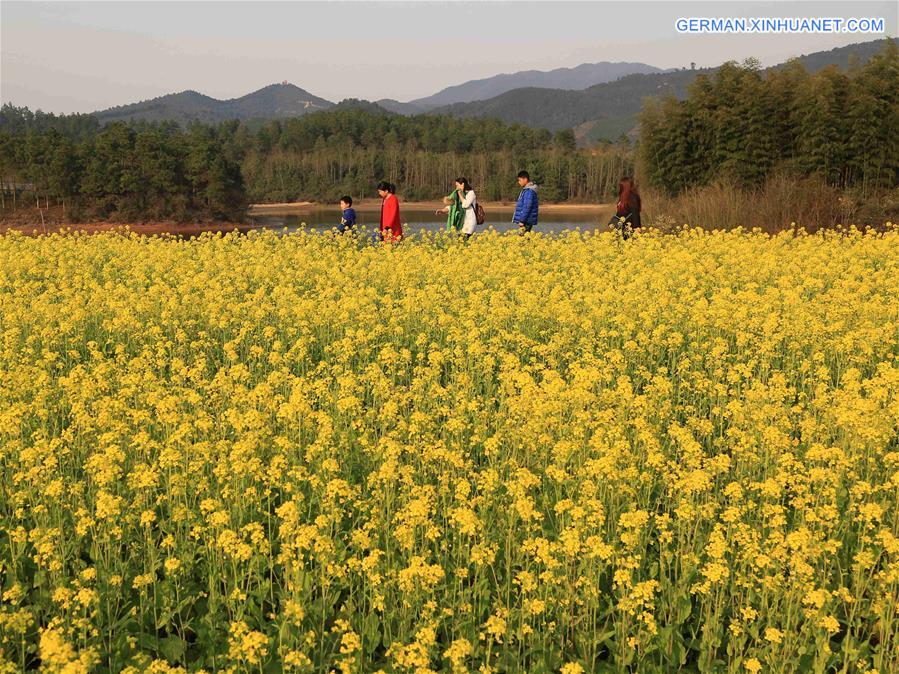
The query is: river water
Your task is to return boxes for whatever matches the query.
[247,207,612,235]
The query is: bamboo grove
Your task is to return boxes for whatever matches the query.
[638,41,899,197]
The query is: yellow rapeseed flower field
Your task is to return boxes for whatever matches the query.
[0,226,897,674]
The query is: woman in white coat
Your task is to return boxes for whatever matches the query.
[437,177,478,241]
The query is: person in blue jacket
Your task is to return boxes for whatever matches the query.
[337,196,356,233]
[512,170,538,234]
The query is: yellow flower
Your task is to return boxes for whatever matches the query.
[38,627,97,674]
[444,637,472,669]
[764,627,784,644]
[3,225,899,671]
[228,621,269,665]
[743,657,763,673]
[820,615,840,633]
[484,612,507,643]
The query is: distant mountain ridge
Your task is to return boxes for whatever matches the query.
[87,39,890,142]
[407,61,667,108]
[432,69,702,132]
[90,60,667,124]
[432,38,892,143]
[374,99,428,115]
[95,83,333,125]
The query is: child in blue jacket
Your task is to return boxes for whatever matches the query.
[338,196,356,233]
[512,171,538,234]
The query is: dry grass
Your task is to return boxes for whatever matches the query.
[642,173,898,234]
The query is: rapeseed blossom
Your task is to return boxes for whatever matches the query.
[0,225,897,672]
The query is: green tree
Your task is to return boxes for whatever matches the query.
[844,39,898,193]
[553,129,577,152]
[795,65,849,185]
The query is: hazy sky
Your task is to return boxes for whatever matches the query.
[1,0,896,113]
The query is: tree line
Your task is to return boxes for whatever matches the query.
[638,40,898,197]
[0,104,632,222]
[7,40,891,224]
[0,112,247,221]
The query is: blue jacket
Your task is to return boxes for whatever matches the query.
[338,207,356,233]
[513,183,538,226]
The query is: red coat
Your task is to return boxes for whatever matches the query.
[380,193,403,241]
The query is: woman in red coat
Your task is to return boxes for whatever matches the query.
[377,181,403,242]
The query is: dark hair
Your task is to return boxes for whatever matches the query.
[340,195,353,206]
[455,177,472,192]
[618,176,639,206]
[517,170,530,180]
[377,181,395,194]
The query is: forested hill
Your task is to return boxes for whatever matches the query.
[783,38,893,73]
[94,83,333,125]
[434,69,702,133]
[435,38,892,142]
[406,61,666,108]
[89,61,666,124]
[79,39,888,138]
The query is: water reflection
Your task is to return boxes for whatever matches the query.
[248,208,608,235]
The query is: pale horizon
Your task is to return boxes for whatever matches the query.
[1,0,896,115]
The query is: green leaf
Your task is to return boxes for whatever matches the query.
[363,612,381,655]
[159,635,186,663]
[263,659,284,674]
[594,629,616,647]
[678,596,693,622]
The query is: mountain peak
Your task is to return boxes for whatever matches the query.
[256,82,304,92]
[94,83,334,125]
[408,61,665,108]
[88,38,887,132]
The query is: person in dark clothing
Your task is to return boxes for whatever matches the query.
[337,196,356,233]
[609,176,642,239]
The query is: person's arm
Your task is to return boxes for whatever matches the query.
[460,190,474,209]
[381,197,397,231]
[386,196,401,231]
[513,192,524,224]
[522,189,536,222]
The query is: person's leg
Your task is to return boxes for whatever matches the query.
[462,219,475,242]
